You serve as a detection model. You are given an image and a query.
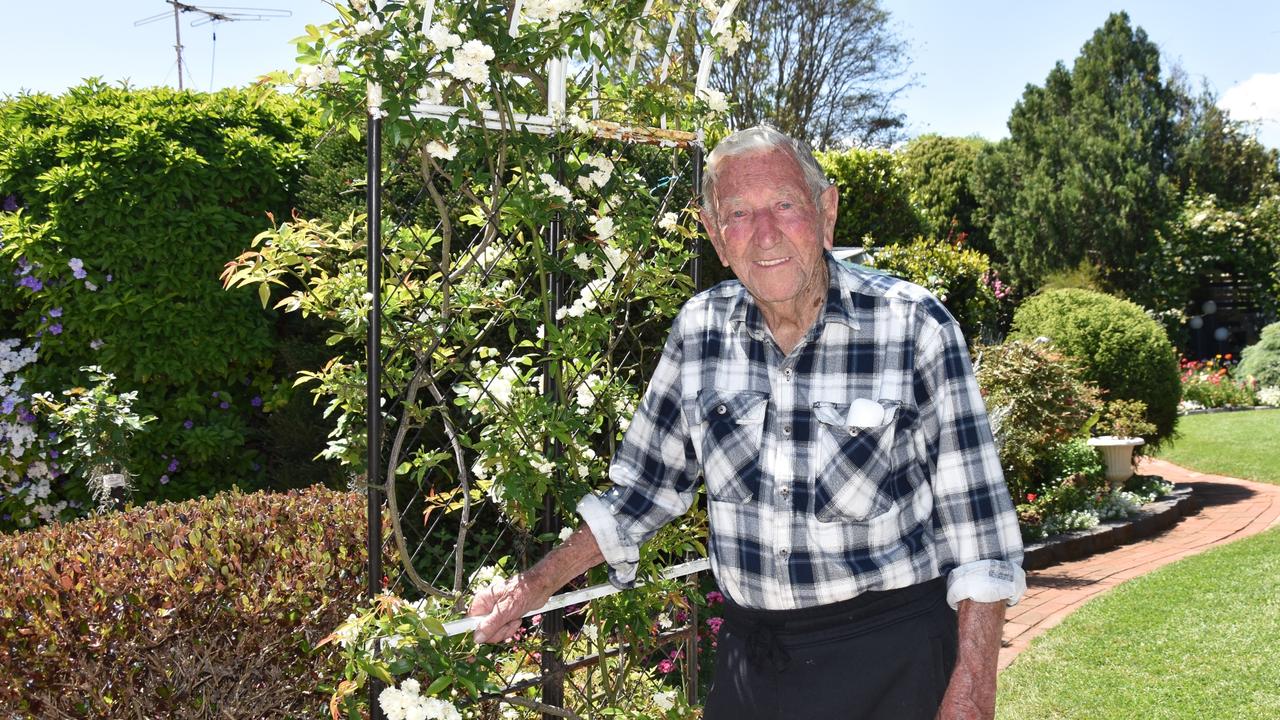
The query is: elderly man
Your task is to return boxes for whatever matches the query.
[469,125,1025,720]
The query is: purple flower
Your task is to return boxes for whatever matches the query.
[18,276,43,292]
[167,459,180,473]
[105,274,113,282]
[0,397,14,414]
[17,407,36,423]
[16,258,32,276]
[250,395,262,408]
[49,307,62,318]
[68,258,86,280]
[211,392,220,399]
[2,195,18,212]
[219,401,230,410]
[250,462,261,471]
[183,419,194,430]
[48,323,62,335]
[90,339,104,350]
[47,431,58,440]
[159,474,170,485]
[48,450,59,459]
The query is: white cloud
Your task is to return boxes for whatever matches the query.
[1219,73,1280,150]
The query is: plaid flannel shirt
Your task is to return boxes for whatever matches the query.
[578,252,1026,610]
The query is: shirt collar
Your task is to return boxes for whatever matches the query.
[726,251,861,339]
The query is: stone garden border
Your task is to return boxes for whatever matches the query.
[1022,485,1197,571]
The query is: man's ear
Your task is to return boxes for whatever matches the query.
[699,205,731,267]
[819,184,839,251]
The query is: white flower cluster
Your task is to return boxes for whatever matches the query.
[539,173,574,204]
[379,679,462,720]
[446,39,495,85]
[417,80,446,105]
[1095,489,1142,521]
[653,689,678,712]
[658,212,680,233]
[354,15,384,38]
[469,563,507,591]
[577,154,615,192]
[298,60,340,87]
[697,87,729,114]
[1,339,38,461]
[426,140,458,161]
[426,22,463,50]
[556,234,627,320]
[1259,386,1280,407]
[575,372,603,411]
[519,0,584,25]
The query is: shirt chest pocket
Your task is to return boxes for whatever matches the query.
[811,399,906,522]
[690,389,769,503]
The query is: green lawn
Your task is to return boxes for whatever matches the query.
[1156,409,1280,485]
[996,525,1280,719]
[998,408,1280,718]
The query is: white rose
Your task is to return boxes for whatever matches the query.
[590,215,615,242]
[426,140,458,160]
[427,23,462,50]
[658,212,679,233]
[698,87,729,114]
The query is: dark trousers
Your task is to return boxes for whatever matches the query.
[704,578,958,720]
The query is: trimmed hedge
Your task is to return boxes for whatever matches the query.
[869,236,1000,343]
[0,485,381,718]
[1010,288,1181,444]
[0,82,340,525]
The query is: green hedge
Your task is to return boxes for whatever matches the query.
[1010,288,1181,444]
[0,485,380,718]
[817,147,922,248]
[0,82,337,525]
[868,236,1000,343]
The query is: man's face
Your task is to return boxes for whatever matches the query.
[701,149,838,310]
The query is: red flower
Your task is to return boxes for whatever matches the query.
[1026,493,1038,502]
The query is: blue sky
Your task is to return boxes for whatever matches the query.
[3,1,1278,149]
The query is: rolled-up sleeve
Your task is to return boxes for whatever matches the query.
[576,317,701,589]
[913,303,1026,608]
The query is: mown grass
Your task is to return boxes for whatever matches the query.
[1156,409,1280,485]
[996,525,1280,719]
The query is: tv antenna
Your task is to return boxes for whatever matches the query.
[134,2,291,90]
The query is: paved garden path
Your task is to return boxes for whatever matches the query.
[998,457,1280,670]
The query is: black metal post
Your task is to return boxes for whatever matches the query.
[539,148,567,718]
[690,144,704,292]
[366,113,386,720]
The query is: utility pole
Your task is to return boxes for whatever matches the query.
[171,1,185,89]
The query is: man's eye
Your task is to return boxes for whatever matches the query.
[778,201,795,211]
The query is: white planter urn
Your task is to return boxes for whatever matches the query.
[1088,436,1146,490]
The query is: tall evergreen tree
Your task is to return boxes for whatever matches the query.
[978,12,1177,293]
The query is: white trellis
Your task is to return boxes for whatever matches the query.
[359,2,741,717]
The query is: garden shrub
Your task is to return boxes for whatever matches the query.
[0,82,338,528]
[898,134,991,253]
[0,484,383,718]
[816,146,923,247]
[868,236,1002,343]
[1010,288,1182,445]
[975,339,1103,501]
[1238,321,1280,388]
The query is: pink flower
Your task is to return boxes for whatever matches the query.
[706,591,724,605]
[706,616,723,635]
[657,659,675,673]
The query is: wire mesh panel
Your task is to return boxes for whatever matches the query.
[367,117,712,717]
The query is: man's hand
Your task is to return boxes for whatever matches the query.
[467,573,553,644]
[936,599,1005,720]
[466,524,605,644]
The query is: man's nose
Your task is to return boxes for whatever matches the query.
[750,207,782,248]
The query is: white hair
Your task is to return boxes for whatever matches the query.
[701,125,832,217]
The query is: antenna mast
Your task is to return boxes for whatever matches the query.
[134,1,291,90]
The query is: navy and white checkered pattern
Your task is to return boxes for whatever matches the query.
[578,252,1024,610]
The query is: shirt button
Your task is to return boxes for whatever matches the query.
[779,487,791,498]
[716,404,727,415]
[779,548,790,559]
[782,424,792,436]
[783,367,793,381]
